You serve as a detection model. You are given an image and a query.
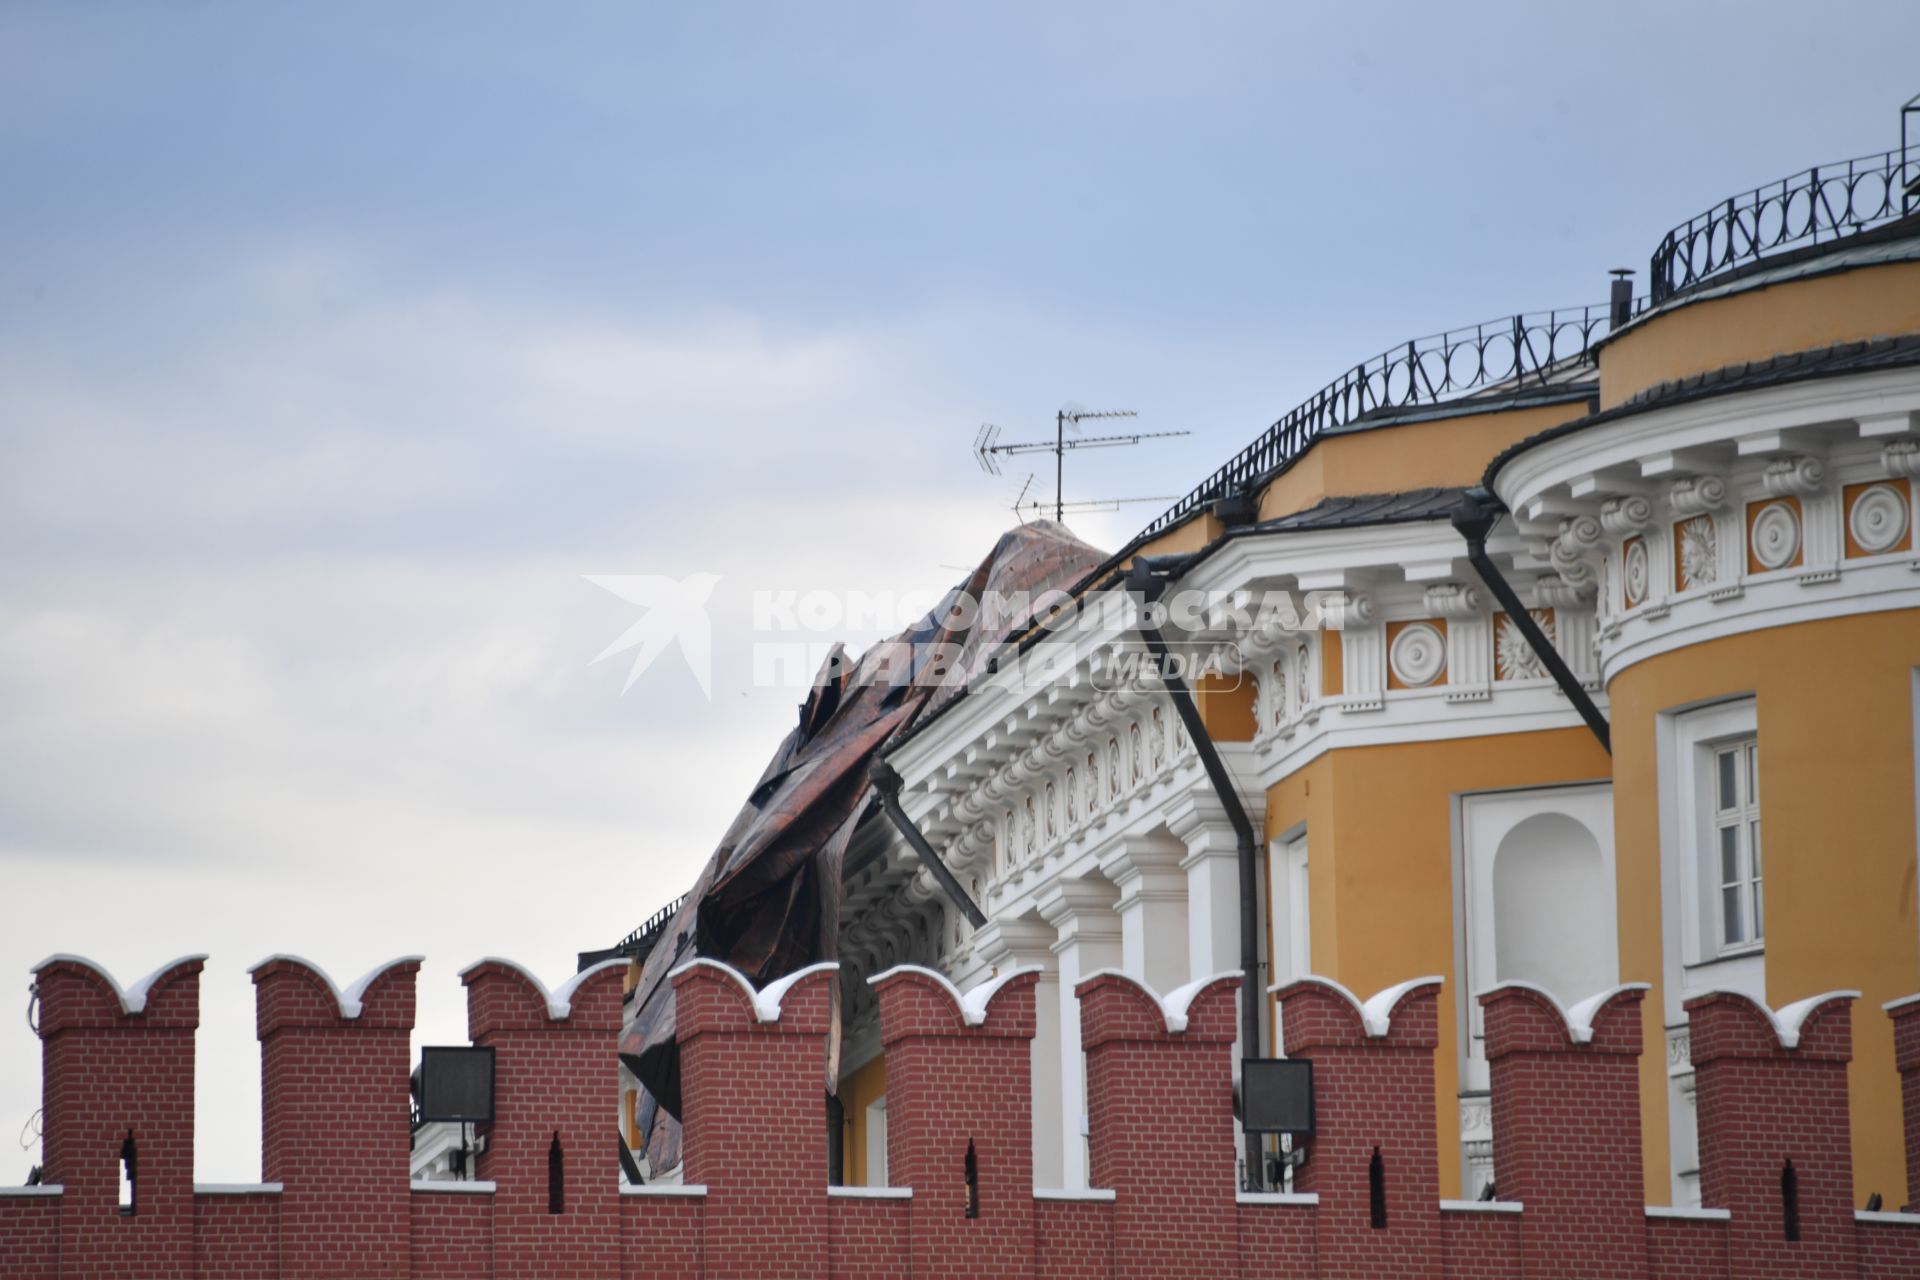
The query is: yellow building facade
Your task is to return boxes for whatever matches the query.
[822,111,1920,1211]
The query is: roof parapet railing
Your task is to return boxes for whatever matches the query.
[1649,144,1920,304]
[1137,301,1628,540]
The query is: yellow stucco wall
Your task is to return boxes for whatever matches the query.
[1255,401,1591,523]
[1598,260,1920,410]
[1608,609,1920,1206]
[1195,671,1258,742]
[1262,728,1613,1199]
[839,1053,888,1187]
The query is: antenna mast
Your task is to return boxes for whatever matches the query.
[973,409,1189,523]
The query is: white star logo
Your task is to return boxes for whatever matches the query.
[585,573,721,698]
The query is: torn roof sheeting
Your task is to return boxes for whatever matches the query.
[619,519,1107,1173]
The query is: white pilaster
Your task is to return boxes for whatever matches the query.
[971,916,1065,1188]
[1097,831,1189,994]
[1037,877,1122,1190]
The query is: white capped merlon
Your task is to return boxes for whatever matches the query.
[1269,974,1446,1038]
[668,958,841,1023]
[1079,968,1241,1034]
[31,954,209,1016]
[458,956,629,1020]
[1693,987,1862,1049]
[1474,981,1652,1044]
[867,963,1044,1026]
[249,955,426,1020]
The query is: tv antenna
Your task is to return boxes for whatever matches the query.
[973,408,1190,523]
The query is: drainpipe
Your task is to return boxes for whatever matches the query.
[1451,490,1611,753]
[1124,558,1266,1190]
[868,761,989,927]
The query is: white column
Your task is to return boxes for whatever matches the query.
[1036,877,1122,1190]
[1168,795,1245,988]
[970,916,1065,1188]
[1098,831,1189,994]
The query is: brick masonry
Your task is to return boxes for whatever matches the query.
[3,953,1919,1278]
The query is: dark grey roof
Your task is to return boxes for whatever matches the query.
[1251,486,1472,533]
[1486,334,1920,488]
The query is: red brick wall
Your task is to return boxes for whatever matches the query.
[0,1193,62,1280]
[873,966,1038,1279]
[1688,989,1858,1280]
[193,1193,281,1280]
[1480,983,1647,1279]
[1644,1213,1729,1279]
[1032,1197,1113,1280]
[17,954,1920,1279]
[1277,976,1444,1279]
[618,1193,704,1279]
[1438,1207,1521,1279]
[674,959,836,1280]
[826,1194,910,1280]
[407,1190,492,1280]
[36,955,203,1280]
[252,956,418,1280]
[1079,971,1241,1280]
[1889,997,1920,1213]
[464,958,626,1279]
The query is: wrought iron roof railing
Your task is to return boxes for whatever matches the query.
[1649,146,1920,303]
[1136,303,1624,539]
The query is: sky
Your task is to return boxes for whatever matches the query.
[2,0,1917,1181]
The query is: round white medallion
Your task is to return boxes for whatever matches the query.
[1389,622,1446,688]
[1749,501,1801,571]
[1849,483,1910,554]
[1622,539,1649,607]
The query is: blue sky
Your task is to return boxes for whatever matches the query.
[2,1,1916,1179]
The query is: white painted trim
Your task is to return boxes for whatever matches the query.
[1691,988,1860,1049]
[1238,1191,1319,1206]
[248,955,425,1019]
[1035,1187,1117,1202]
[32,954,209,1015]
[622,1183,708,1197]
[410,1180,495,1193]
[866,963,1043,1026]
[1440,1199,1523,1214]
[827,1185,912,1199]
[1884,992,1920,1013]
[194,1183,284,1195]
[1078,968,1240,1033]
[1857,1209,1920,1226]
[0,1184,63,1197]
[456,956,628,1020]
[1474,982,1651,1044]
[1645,1205,1731,1221]
[1268,974,1445,1037]
[668,959,840,1023]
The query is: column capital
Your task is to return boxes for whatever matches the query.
[971,916,1060,974]
[1095,830,1187,900]
[1035,875,1122,949]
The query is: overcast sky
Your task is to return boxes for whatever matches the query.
[2,2,1916,1180]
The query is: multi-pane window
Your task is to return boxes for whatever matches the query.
[1712,737,1762,953]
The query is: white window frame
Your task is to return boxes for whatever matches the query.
[1667,698,1764,972]
[1708,736,1762,956]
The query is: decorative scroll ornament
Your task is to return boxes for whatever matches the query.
[1600,494,1653,535]
[1043,783,1058,841]
[1749,502,1801,570]
[1549,514,1603,590]
[1494,609,1555,680]
[1622,537,1650,607]
[1533,574,1588,608]
[1388,622,1446,688]
[1678,516,1718,590]
[1669,475,1727,517]
[1848,483,1910,554]
[1881,439,1920,479]
[1422,582,1482,620]
[1761,455,1826,498]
